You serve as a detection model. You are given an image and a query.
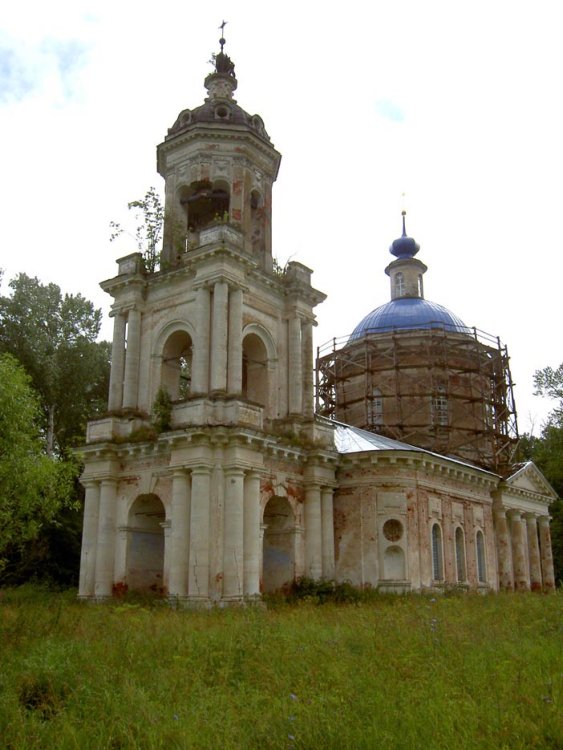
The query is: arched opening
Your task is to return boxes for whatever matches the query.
[242,332,268,407]
[476,530,487,583]
[126,494,166,593]
[161,330,192,400]
[179,179,230,233]
[431,523,444,581]
[455,526,466,582]
[383,545,406,580]
[262,496,295,592]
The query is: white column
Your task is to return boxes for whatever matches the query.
[210,280,229,393]
[78,480,100,598]
[538,516,555,591]
[188,467,211,600]
[108,313,126,410]
[494,508,514,591]
[304,483,322,579]
[302,320,314,420]
[288,315,303,415]
[122,308,141,410]
[191,286,211,395]
[161,520,172,593]
[321,487,335,579]
[243,471,261,597]
[94,479,117,598]
[223,468,245,600]
[509,510,530,591]
[168,470,190,598]
[525,514,542,591]
[227,287,243,395]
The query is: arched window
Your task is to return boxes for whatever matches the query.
[455,527,466,582]
[431,523,444,581]
[476,530,487,583]
[242,332,268,407]
[417,273,424,297]
[160,330,192,400]
[432,385,448,426]
[395,272,405,297]
[368,386,383,426]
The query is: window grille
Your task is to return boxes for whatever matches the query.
[368,387,383,425]
[455,527,466,582]
[432,385,449,426]
[395,272,405,296]
[431,523,444,580]
[476,530,487,583]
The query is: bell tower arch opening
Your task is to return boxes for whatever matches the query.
[160,329,193,401]
[262,496,296,592]
[242,333,268,407]
[179,179,230,234]
[126,493,166,593]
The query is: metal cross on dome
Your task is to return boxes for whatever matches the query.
[219,20,227,52]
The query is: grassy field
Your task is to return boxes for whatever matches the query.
[0,587,561,749]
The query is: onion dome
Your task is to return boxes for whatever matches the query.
[166,28,271,143]
[390,211,420,259]
[349,298,468,341]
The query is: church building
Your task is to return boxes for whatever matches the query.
[78,38,556,603]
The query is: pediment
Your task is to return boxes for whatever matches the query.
[504,461,558,502]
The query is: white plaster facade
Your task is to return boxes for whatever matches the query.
[78,47,556,604]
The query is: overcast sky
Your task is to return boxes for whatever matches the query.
[1,1,561,434]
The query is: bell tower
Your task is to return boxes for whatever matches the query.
[78,32,335,606]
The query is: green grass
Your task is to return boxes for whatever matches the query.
[0,586,561,749]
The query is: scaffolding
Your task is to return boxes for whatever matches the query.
[316,323,518,474]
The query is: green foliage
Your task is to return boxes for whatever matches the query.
[526,361,563,584]
[110,186,164,273]
[152,387,172,432]
[279,576,371,604]
[534,362,563,425]
[0,588,561,748]
[0,355,78,571]
[0,273,110,457]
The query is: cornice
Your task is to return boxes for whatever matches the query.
[157,127,281,178]
[338,450,499,490]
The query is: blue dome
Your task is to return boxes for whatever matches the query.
[349,298,468,341]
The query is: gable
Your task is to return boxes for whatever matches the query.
[504,462,558,502]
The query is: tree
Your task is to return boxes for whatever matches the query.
[0,354,77,570]
[0,273,110,457]
[518,362,563,585]
[110,186,164,273]
[534,363,563,427]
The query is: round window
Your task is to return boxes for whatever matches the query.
[383,519,403,542]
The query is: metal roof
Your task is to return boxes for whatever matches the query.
[349,298,467,341]
[329,420,498,476]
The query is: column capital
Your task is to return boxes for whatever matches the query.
[524,512,538,523]
[538,515,551,527]
[507,508,523,520]
[100,476,118,487]
[190,464,212,476]
[81,478,100,489]
[224,466,246,477]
